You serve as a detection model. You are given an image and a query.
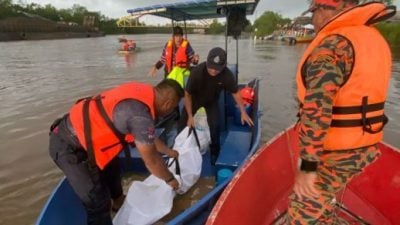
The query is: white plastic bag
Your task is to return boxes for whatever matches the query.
[193,109,211,155]
[113,176,175,225]
[169,126,203,194]
[113,127,203,225]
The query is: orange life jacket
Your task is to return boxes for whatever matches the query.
[296,2,393,150]
[69,82,156,169]
[121,42,129,51]
[165,39,189,73]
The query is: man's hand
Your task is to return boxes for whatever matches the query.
[166,177,179,190]
[293,171,320,201]
[148,66,157,77]
[192,54,200,64]
[241,111,254,126]
[168,149,179,158]
[187,115,195,128]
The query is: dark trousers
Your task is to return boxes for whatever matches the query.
[178,100,220,158]
[49,123,122,225]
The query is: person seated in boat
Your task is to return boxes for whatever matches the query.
[288,0,393,224]
[48,79,183,225]
[127,39,136,51]
[118,36,127,43]
[178,47,254,165]
[120,39,130,51]
[148,25,199,78]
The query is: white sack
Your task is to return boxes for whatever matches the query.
[114,127,202,225]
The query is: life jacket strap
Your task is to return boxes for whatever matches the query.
[330,97,388,134]
[93,96,133,161]
[82,98,98,170]
[332,102,384,114]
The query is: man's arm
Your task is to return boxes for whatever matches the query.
[294,35,354,200]
[299,35,353,163]
[222,69,253,126]
[154,138,179,158]
[184,90,195,127]
[232,92,253,126]
[149,43,168,76]
[135,142,179,190]
[186,42,199,65]
[113,100,179,189]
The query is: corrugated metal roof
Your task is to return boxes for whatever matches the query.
[126,0,259,21]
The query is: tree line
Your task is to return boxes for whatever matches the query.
[1,0,398,43]
[0,0,121,33]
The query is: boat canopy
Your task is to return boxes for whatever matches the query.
[126,0,259,21]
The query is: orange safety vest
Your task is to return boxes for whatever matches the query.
[69,82,156,169]
[296,2,392,150]
[165,39,189,73]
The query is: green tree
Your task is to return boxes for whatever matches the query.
[0,1,126,34]
[376,22,400,46]
[253,11,289,37]
[207,19,225,34]
[0,0,17,19]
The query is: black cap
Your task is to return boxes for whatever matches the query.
[173,26,183,36]
[206,47,227,72]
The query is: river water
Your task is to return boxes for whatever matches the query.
[0,34,399,225]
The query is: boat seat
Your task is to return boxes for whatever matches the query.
[215,130,252,171]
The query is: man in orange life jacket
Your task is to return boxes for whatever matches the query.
[149,26,199,77]
[288,0,394,224]
[49,79,184,225]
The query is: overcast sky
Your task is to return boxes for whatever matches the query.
[22,0,400,24]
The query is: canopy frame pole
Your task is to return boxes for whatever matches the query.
[225,12,228,57]
[184,18,188,39]
[236,37,239,82]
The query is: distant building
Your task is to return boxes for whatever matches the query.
[291,16,312,26]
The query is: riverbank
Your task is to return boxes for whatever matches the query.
[0,16,104,42]
[0,31,104,41]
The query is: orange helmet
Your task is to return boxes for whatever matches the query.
[240,87,254,105]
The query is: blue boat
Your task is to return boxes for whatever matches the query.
[36,1,261,224]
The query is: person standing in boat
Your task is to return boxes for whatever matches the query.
[48,79,183,225]
[148,26,199,77]
[289,0,394,224]
[149,26,199,148]
[178,47,254,165]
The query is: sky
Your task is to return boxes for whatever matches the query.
[21,0,400,24]
[21,0,311,23]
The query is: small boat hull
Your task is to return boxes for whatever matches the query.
[207,125,400,225]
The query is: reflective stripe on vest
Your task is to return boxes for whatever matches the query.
[165,39,189,73]
[296,2,392,150]
[69,82,155,169]
[166,67,191,88]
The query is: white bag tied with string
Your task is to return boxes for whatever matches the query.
[193,109,211,155]
[169,126,202,194]
[113,176,174,225]
[113,127,202,225]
